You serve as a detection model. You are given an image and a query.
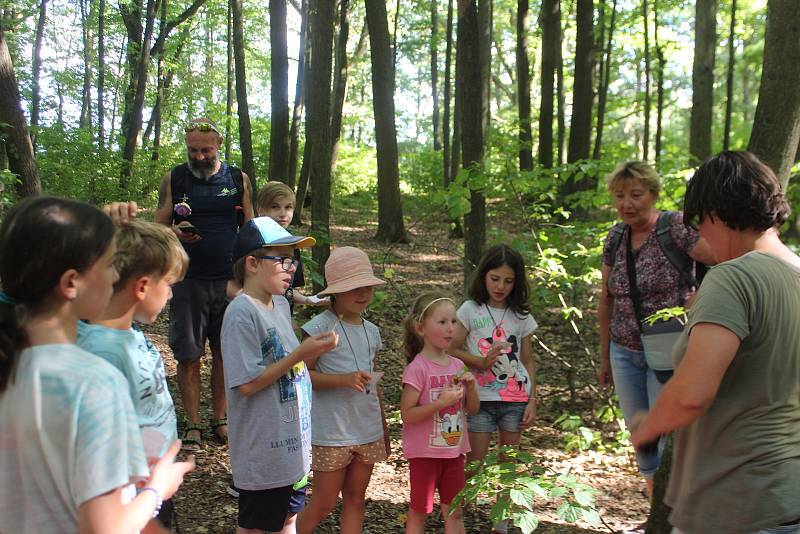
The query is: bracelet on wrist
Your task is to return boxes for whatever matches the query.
[140,487,163,518]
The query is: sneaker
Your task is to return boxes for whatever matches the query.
[227,481,239,498]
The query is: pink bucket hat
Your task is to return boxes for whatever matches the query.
[317,246,387,296]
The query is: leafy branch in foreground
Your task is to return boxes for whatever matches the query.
[449,446,601,533]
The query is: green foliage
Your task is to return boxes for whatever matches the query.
[555,402,630,454]
[644,306,687,326]
[451,447,601,533]
[333,145,378,195]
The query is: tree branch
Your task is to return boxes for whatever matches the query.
[149,0,207,56]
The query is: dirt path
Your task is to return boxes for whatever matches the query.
[146,196,649,533]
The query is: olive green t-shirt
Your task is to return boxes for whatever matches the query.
[666,252,800,533]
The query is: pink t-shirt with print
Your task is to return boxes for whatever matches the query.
[401,354,472,460]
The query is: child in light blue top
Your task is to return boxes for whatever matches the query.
[0,197,193,534]
[78,220,189,459]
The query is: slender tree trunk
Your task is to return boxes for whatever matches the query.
[0,28,40,197]
[443,0,454,185]
[120,0,156,189]
[593,0,616,160]
[517,0,532,171]
[449,37,464,240]
[147,32,187,160]
[288,0,307,192]
[225,0,233,161]
[79,0,94,130]
[642,0,651,161]
[293,0,313,225]
[269,0,290,183]
[330,0,351,173]
[556,21,565,166]
[748,0,800,190]
[431,0,441,150]
[539,0,559,168]
[307,0,335,282]
[366,0,408,243]
[689,0,717,164]
[564,0,594,197]
[232,0,256,182]
[30,0,47,151]
[654,0,665,165]
[723,0,736,151]
[97,0,106,149]
[458,0,486,279]
[478,0,491,136]
[109,37,125,144]
[143,0,167,150]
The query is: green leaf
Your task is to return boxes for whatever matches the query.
[509,488,534,510]
[489,498,512,524]
[581,508,602,527]
[513,510,540,534]
[573,489,594,507]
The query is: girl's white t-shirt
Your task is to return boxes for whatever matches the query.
[0,344,149,534]
[456,300,538,402]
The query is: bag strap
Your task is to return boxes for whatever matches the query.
[624,228,646,333]
[607,221,626,261]
[654,211,697,290]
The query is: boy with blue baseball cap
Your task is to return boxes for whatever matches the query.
[221,217,338,534]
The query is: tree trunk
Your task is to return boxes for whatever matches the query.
[232,0,256,182]
[225,0,233,161]
[563,0,594,198]
[307,0,335,283]
[458,0,486,279]
[654,0,665,165]
[517,0,532,171]
[366,0,408,243]
[330,0,351,173]
[689,0,717,164]
[431,0,441,150]
[392,0,400,78]
[288,0,308,192]
[0,28,40,197]
[292,0,313,225]
[593,0,616,161]
[79,0,94,131]
[269,0,290,183]
[147,31,187,160]
[723,0,736,151]
[645,435,674,534]
[478,0,491,137]
[30,0,47,151]
[642,0,651,161]
[748,0,800,190]
[443,0,454,185]
[97,0,106,149]
[143,0,168,151]
[120,0,156,189]
[539,0,559,169]
[556,18,565,166]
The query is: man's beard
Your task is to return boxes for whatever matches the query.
[187,154,219,180]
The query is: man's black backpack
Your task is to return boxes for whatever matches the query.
[170,163,245,226]
[607,211,707,290]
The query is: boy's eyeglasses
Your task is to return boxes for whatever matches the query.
[184,121,221,135]
[252,255,296,272]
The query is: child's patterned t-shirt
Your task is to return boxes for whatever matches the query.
[401,354,471,459]
[456,300,537,402]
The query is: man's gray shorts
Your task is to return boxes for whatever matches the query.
[169,278,229,362]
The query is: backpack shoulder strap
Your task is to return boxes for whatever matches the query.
[655,211,697,289]
[607,221,627,262]
[170,164,191,205]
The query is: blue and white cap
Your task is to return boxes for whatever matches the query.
[233,217,316,261]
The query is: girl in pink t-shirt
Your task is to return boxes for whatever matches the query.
[400,292,480,534]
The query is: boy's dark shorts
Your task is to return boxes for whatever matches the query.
[238,484,307,531]
[169,278,228,362]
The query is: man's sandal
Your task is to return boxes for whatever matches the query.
[181,423,204,451]
[211,417,228,444]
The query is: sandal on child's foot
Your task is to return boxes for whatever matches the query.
[181,424,203,451]
[211,417,228,444]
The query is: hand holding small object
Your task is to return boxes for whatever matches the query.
[344,370,372,393]
[437,385,464,408]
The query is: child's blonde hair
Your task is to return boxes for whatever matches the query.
[256,181,295,213]
[113,221,189,290]
[402,291,455,363]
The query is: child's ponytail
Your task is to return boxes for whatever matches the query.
[0,196,115,392]
[402,291,455,363]
[0,298,28,391]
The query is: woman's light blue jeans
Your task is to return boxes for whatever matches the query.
[610,340,664,477]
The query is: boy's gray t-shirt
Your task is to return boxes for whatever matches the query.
[222,293,312,490]
[302,310,384,446]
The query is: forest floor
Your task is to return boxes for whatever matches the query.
[145,193,649,533]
